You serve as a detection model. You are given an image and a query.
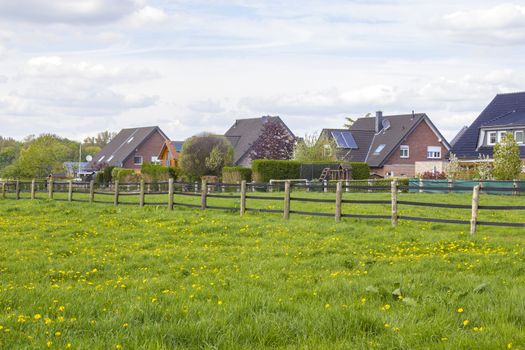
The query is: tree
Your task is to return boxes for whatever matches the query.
[475,154,493,180]
[83,131,116,148]
[293,132,337,162]
[2,134,79,178]
[493,133,522,180]
[446,153,461,179]
[343,117,355,129]
[0,136,22,172]
[250,119,295,160]
[179,133,234,179]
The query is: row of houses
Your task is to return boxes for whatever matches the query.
[89,91,525,178]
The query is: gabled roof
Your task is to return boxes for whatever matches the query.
[320,128,374,162]
[450,126,468,146]
[451,92,525,158]
[224,116,295,164]
[347,113,450,167]
[93,126,169,167]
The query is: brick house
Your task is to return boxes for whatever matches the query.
[92,126,170,171]
[158,140,184,167]
[321,111,451,177]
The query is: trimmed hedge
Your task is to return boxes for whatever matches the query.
[252,160,300,183]
[222,166,252,183]
[349,162,370,180]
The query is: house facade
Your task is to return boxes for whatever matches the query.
[92,126,170,171]
[224,116,295,166]
[321,111,450,177]
[451,92,525,163]
[158,140,184,167]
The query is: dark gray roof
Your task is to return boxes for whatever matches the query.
[451,92,525,158]
[320,128,374,162]
[93,126,168,167]
[450,126,468,146]
[224,116,295,165]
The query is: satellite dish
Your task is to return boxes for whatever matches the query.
[382,119,391,130]
[86,155,93,162]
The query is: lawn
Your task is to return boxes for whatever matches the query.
[0,195,523,349]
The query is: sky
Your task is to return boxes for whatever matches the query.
[1,0,525,144]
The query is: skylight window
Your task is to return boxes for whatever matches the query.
[127,137,134,144]
[373,144,386,155]
[98,155,105,162]
[107,155,114,162]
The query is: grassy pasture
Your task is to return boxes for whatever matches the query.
[0,193,524,349]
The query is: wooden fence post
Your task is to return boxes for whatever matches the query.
[114,180,119,206]
[15,180,20,200]
[48,176,54,199]
[335,181,342,222]
[240,180,247,216]
[368,179,373,193]
[30,179,36,200]
[513,179,518,196]
[1,181,5,199]
[283,180,291,220]
[419,178,423,193]
[470,185,480,235]
[168,178,174,210]
[391,180,398,226]
[89,180,95,203]
[448,179,453,193]
[201,179,207,210]
[68,180,73,202]
[345,180,350,193]
[323,180,328,193]
[139,179,145,207]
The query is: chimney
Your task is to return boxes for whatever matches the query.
[375,111,383,133]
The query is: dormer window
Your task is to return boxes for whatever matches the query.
[487,131,497,145]
[515,131,524,144]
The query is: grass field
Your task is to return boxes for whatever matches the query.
[0,193,524,349]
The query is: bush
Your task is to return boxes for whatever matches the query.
[348,162,370,180]
[141,163,171,183]
[94,166,115,186]
[222,166,252,183]
[111,167,138,182]
[252,160,300,183]
[419,171,447,179]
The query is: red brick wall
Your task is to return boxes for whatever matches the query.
[377,120,448,177]
[122,131,168,170]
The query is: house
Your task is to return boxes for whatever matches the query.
[158,140,184,167]
[92,126,170,171]
[224,116,295,166]
[450,92,525,163]
[321,111,451,177]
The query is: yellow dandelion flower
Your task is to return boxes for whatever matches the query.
[507,343,512,349]
[463,319,469,326]
[217,300,223,305]
[457,308,464,313]
[47,341,53,347]
[58,306,65,312]
[384,323,390,328]
[151,298,157,303]
[360,298,366,304]
[34,314,42,320]
[383,304,391,311]
[55,331,61,337]
[44,318,52,325]
[324,304,331,309]
[122,323,129,328]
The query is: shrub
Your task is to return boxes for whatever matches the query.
[222,166,252,183]
[141,163,171,183]
[94,166,115,186]
[252,160,300,183]
[349,162,370,180]
[493,133,522,180]
[419,171,447,179]
[111,167,138,182]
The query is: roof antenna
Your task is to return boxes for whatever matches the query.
[411,110,415,120]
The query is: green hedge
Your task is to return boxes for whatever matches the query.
[252,160,300,183]
[222,166,252,183]
[349,162,370,180]
[111,167,138,182]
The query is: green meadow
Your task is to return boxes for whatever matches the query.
[0,193,523,349]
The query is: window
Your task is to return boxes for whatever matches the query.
[373,144,386,155]
[427,146,441,159]
[323,144,332,157]
[151,156,160,165]
[133,155,143,165]
[400,145,409,158]
[487,131,497,145]
[127,137,134,144]
[515,131,524,144]
[98,155,105,162]
[107,155,114,162]
[498,131,507,143]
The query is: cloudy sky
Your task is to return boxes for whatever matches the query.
[0,0,524,143]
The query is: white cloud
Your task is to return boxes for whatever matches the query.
[0,0,143,24]
[125,6,168,28]
[440,4,525,44]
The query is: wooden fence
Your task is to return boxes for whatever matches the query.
[1,178,525,234]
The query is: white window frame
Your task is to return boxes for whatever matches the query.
[134,155,143,165]
[487,131,497,146]
[400,145,409,158]
[151,156,160,165]
[498,131,507,143]
[427,146,441,159]
[515,130,524,144]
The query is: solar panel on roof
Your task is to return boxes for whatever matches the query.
[331,131,358,149]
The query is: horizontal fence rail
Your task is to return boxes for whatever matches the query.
[1,177,524,233]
